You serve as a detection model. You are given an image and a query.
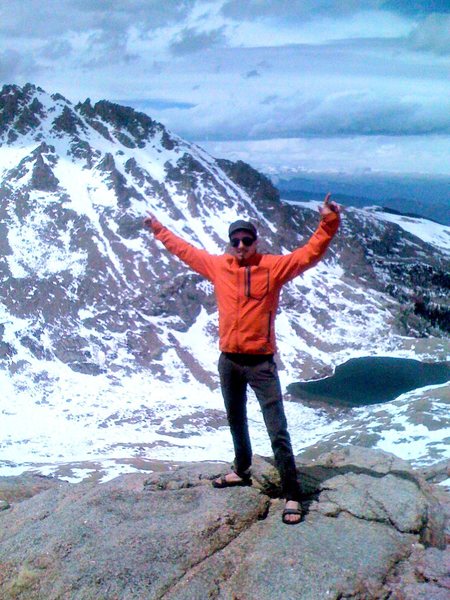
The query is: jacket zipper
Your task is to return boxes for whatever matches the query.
[267,311,272,341]
[245,266,251,297]
[236,269,242,352]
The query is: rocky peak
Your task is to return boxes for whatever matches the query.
[75,97,169,149]
[52,105,87,137]
[0,83,46,141]
[30,145,59,192]
[0,84,179,157]
[218,158,280,206]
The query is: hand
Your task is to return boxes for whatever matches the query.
[143,213,160,231]
[319,193,340,216]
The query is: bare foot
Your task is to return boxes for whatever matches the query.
[224,473,242,483]
[212,472,251,488]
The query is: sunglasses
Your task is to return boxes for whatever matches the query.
[230,236,256,248]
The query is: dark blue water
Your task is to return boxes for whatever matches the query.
[287,357,450,407]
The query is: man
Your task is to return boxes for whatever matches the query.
[144,194,340,524]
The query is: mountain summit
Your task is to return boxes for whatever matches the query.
[0,83,281,376]
[0,83,448,478]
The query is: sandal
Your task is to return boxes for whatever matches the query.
[282,505,302,525]
[212,474,252,488]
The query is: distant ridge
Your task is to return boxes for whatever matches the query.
[379,206,445,226]
[276,172,450,226]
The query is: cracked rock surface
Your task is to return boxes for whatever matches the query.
[0,446,448,599]
[315,472,428,532]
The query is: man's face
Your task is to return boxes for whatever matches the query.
[229,230,257,263]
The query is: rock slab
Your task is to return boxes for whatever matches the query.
[0,446,448,599]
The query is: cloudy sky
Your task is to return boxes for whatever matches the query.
[1,0,450,175]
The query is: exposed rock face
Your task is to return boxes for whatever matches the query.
[1,83,288,384]
[0,446,448,599]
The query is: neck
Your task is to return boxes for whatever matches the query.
[235,253,259,266]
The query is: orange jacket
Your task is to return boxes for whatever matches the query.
[151,212,339,354]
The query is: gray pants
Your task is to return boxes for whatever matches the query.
[218,352,301,501]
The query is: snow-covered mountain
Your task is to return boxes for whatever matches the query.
[1,83,449,482]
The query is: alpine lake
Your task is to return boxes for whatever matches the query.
[287,356,450,408]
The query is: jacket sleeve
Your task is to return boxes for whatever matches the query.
[151,221,216,282]
[270,212,340,284]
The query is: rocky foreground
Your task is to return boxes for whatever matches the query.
[0,446,449,600]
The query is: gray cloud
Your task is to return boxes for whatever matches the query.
[124,98,196,111]
[0,0,192,76]
[244,69,260,78]
[381,1,450,16]
[41,40,74,61]
[200,135,450,176]
[1,0,448,176]
[261,95,279,105]
[221,0,383,22]
[162,92,450,141]
[169,26,228,55]
[221,0,450,22]
[0,49,41,82]
[0,0,197,38]
[286,94,450,137]
[73,0,200,36]
[1,1,226,68]
[407,14,450,55]
[80,30,138,68]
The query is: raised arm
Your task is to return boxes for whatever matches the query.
[144,214,217,282]
[270,194,341,284]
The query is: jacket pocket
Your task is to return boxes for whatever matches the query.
[245,266,269,300]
